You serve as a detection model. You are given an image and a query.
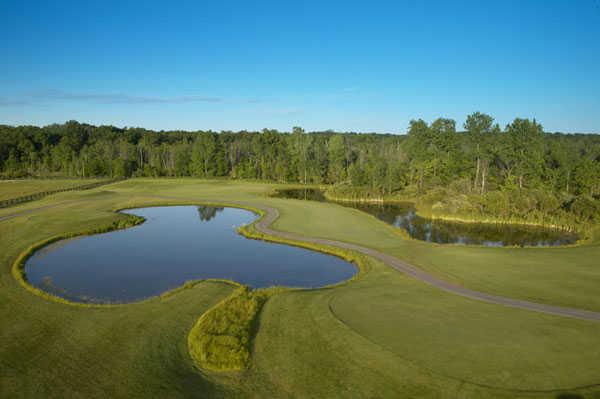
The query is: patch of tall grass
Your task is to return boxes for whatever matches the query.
[188,286,263,371]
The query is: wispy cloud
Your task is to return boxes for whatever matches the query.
[19,89,224,105]
[0,89,270,106]
[0,97,30,106]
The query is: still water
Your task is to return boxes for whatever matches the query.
[25,206,356,303]
[273,188,578,247]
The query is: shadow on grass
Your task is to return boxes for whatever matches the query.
[556,393,584,399]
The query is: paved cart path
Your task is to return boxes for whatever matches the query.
[3,198,600,322]
[252,205,600,323]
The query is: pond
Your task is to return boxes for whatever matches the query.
[24,206,357,303]
[272,188,579,247]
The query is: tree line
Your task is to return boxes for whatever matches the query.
[3,114,598,195]
[1,115,599,215]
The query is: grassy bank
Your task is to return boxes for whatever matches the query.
[416,204,583,234]
[188,285,267,372]
[325,192,585,237]
[0,178,123,208]
[0,178,105,200]
[325,184,597,233]
[11,213,145,307]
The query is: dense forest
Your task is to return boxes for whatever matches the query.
[1,113,599,226]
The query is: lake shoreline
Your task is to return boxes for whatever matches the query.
[20,205,357,304]
[274,188,583,247]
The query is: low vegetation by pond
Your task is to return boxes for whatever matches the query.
[188,285,270,371]
[273,188,579,246]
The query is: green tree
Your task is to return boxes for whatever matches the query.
[464,112,498,193]
[405,119,430,191]
[291,127,312,184]
[572,159,600,196]
[505,118,544,189]
[327,135,347,183]
[429,118,458,182]
[190,133,217,177]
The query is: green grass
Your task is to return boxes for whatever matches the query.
[268,197,600,312]
[0,178,105,201]
[1,178,600,398]
[247,267,600,398]
[188,285,258,371]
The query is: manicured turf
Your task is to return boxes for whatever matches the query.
[0,179,104,201]
[1,178,599,398]
[269,197,600,312]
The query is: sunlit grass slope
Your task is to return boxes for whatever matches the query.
[0,178,104,201]
[247,259,600,398]
[268,196,600,312]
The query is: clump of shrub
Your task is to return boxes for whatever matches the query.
[109,215,145,231]
[565,195,600,224]
[412,186,599,231]
[326,183,387,201]
[188,286,262,371]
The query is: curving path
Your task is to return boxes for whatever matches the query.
[252,205,600,323]
[4,197,600,322]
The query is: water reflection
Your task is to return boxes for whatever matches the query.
[25,206,356,303]
[197,206,224,221]
[273,189,578,247]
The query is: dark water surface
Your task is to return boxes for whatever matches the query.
[25,206,356,303]
[273,189,578,247]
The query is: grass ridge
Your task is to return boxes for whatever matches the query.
[0,178,125,208]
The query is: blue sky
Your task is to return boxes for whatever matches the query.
[1,0,599,133]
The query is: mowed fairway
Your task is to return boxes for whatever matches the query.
[1,179,599,398]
